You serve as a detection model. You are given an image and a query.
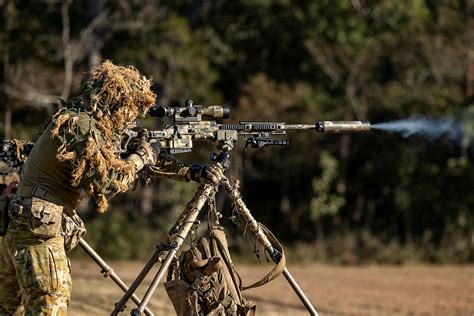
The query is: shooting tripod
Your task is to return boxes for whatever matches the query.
[111,146,319,316]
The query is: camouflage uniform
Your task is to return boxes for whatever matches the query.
[0,61,191,315]
[0,165,24,315]
[1,213,70,315]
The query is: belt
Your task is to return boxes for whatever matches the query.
[18,185,69,211]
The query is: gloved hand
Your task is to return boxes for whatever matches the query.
[188,163,225,186]
[127,141,158,170]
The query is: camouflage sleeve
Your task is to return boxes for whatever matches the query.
[84,166,137,199]
[145,152,191,182]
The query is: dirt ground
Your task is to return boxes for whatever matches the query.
[69,260,473,315]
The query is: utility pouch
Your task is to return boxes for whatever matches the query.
[61,211,86,251]
[0,196,9,236]
[28,197,63,239]
[164,279,200,316]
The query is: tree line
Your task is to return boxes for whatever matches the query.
[1,0,473,263]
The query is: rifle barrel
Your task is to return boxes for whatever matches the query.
[285,124,317,130]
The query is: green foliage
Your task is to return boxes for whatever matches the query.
[310,151,346,220]
[83,210,156,260]
[109,13,221,103]
[2,0,474,263]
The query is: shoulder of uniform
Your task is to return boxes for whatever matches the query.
[75,111,99,137]
[52,108,100,143]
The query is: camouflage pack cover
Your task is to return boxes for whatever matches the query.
[165,226,256,316]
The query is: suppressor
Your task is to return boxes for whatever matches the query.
[316,121,371,133]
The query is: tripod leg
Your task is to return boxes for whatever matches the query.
[111,244,164,315]
[282,268,318,316]
[109,183,215,315]
[130,246,177,316]
[224,180,319,316]
[78,239,154,316]
[130,183,215,315]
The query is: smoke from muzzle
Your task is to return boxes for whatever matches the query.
[372,117,464,142]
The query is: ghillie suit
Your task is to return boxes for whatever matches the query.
[49,60,157,212]
[0,61,191,315]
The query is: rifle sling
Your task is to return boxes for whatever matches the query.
[241,223,286,291]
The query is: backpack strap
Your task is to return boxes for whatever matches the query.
[210,228,243,303]
[241,223,286,290]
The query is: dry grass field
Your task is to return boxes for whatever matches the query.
[70,260,473,316]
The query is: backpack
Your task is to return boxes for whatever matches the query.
[164,223,285,315]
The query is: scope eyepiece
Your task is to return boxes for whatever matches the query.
[222,107,231,119]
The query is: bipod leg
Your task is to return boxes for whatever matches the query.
[111,182,215,315]
[78,239,154,316]
[223,179,319,316]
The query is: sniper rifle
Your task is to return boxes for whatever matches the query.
[122,99,371,156]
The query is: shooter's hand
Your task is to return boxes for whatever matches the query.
[127,141,158,171]
[188,163,224,186]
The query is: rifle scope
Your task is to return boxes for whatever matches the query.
[149,100,230,120]
[316,121,371,133]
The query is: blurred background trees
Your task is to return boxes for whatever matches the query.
[1,0,473,263]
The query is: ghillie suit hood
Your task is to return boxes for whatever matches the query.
[50,61,156,212]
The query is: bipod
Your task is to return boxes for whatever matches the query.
[78,239,154,316]
[111,182,216,316]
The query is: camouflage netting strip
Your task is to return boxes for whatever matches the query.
[50,61,156,212]
[9,139,29,162]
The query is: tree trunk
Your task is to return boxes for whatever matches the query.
[4,103,11,139]
[61,0,73,100]
[315,218,326,257]
[87,0,105,68]
[467,0,474,98]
